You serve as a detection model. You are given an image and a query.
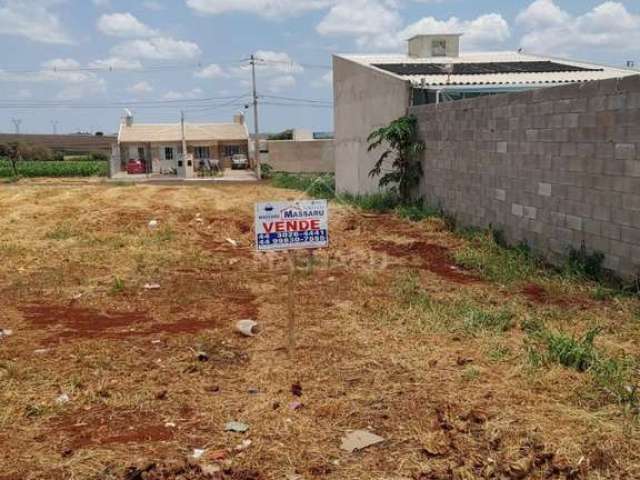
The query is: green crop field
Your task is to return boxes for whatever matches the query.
[0,160,108,178]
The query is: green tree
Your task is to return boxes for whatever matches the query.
[367,115,425,203]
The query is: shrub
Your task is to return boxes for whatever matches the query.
[566,244,605,281]
[260,163,273,179]
[368,115,425,203]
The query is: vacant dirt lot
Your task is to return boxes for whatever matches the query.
[0,180,639,479]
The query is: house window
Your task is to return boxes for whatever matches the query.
[137,147,145,160]
[223,145,241,157]
[432,40,447,57]
[194,146,210,159]
[164,147,174,160]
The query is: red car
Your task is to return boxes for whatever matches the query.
[126,159,146,174]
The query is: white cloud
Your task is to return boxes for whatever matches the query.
[195,63,225,79]
[515,0,569,30]
[97,12,158,38]
[110,37,202,60]
[128,81,153,94]
[0,58,107,100]
[268,75,296,92]
[229,51,304,79]
[163,87,204,100]
[517,1,640,55]
[316,0,402,49]
[185,0,332,18]
[316,1,509,52]
[0,0,72,44]
[88,57,143,70]
[400,13,511,51]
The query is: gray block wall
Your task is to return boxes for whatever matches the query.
[267,139,335,173]
[410,75,640,279]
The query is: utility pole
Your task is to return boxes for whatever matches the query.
[250,54,261,180]
[51,120,59,135]
[11,118,22,134]
[180,110,187,157]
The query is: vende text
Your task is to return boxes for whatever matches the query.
[262,220,321,233]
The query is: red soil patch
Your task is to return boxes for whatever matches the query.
[21,290,257,344]
[372,240,479,284]
[521,283,594,310]
[49,408,174,449]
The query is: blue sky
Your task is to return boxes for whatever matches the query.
[0,0,638,135]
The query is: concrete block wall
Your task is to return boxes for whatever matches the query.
[267,139,335,173]
[410,75,640,279]
[333,55,411,194]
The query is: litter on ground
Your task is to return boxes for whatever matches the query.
[224,421,249,433]
[340,430,386,453]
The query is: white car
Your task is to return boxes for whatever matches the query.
[231,154,248,170]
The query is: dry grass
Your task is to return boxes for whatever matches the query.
[0,179,639,479]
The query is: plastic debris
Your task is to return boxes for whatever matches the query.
[0,329,13,339]
[148,219,159,230]
[197,351,209,362]
[235,439,252,451]
[55,393,70,405]
[164,422,176,428]
[201,464,221,475]
[235,319,259,337]
[226,238,238,247]
[71,293,83,300]
[225,421,249,433]
[192,448,206,460]
[340,430,385,453]
[289,401,304,411]
[247,387,259,394]
[144,283,161,290]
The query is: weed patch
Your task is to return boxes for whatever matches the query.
[271,172,335,199]
[454,230,543,284]
[526,326,638,412]
[460,306,514,334]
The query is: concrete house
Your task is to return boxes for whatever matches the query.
[116,112,249,177]
[333,33,636,194]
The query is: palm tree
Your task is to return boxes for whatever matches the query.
[367,115,425,204]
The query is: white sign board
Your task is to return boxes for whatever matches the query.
[255,199,329,252]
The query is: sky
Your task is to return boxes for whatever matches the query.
[0,0,639,135]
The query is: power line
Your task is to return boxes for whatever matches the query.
[0,58,247,75]
[260,94,332,105]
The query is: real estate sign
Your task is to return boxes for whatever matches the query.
[255,199,329,252]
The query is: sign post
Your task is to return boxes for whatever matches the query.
[255,199,329,356]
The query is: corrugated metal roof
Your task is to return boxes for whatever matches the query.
[118,122,248,143]
[337,51,636,87]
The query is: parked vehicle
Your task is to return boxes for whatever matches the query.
[126,159,146,174]
[231,154,248,170]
